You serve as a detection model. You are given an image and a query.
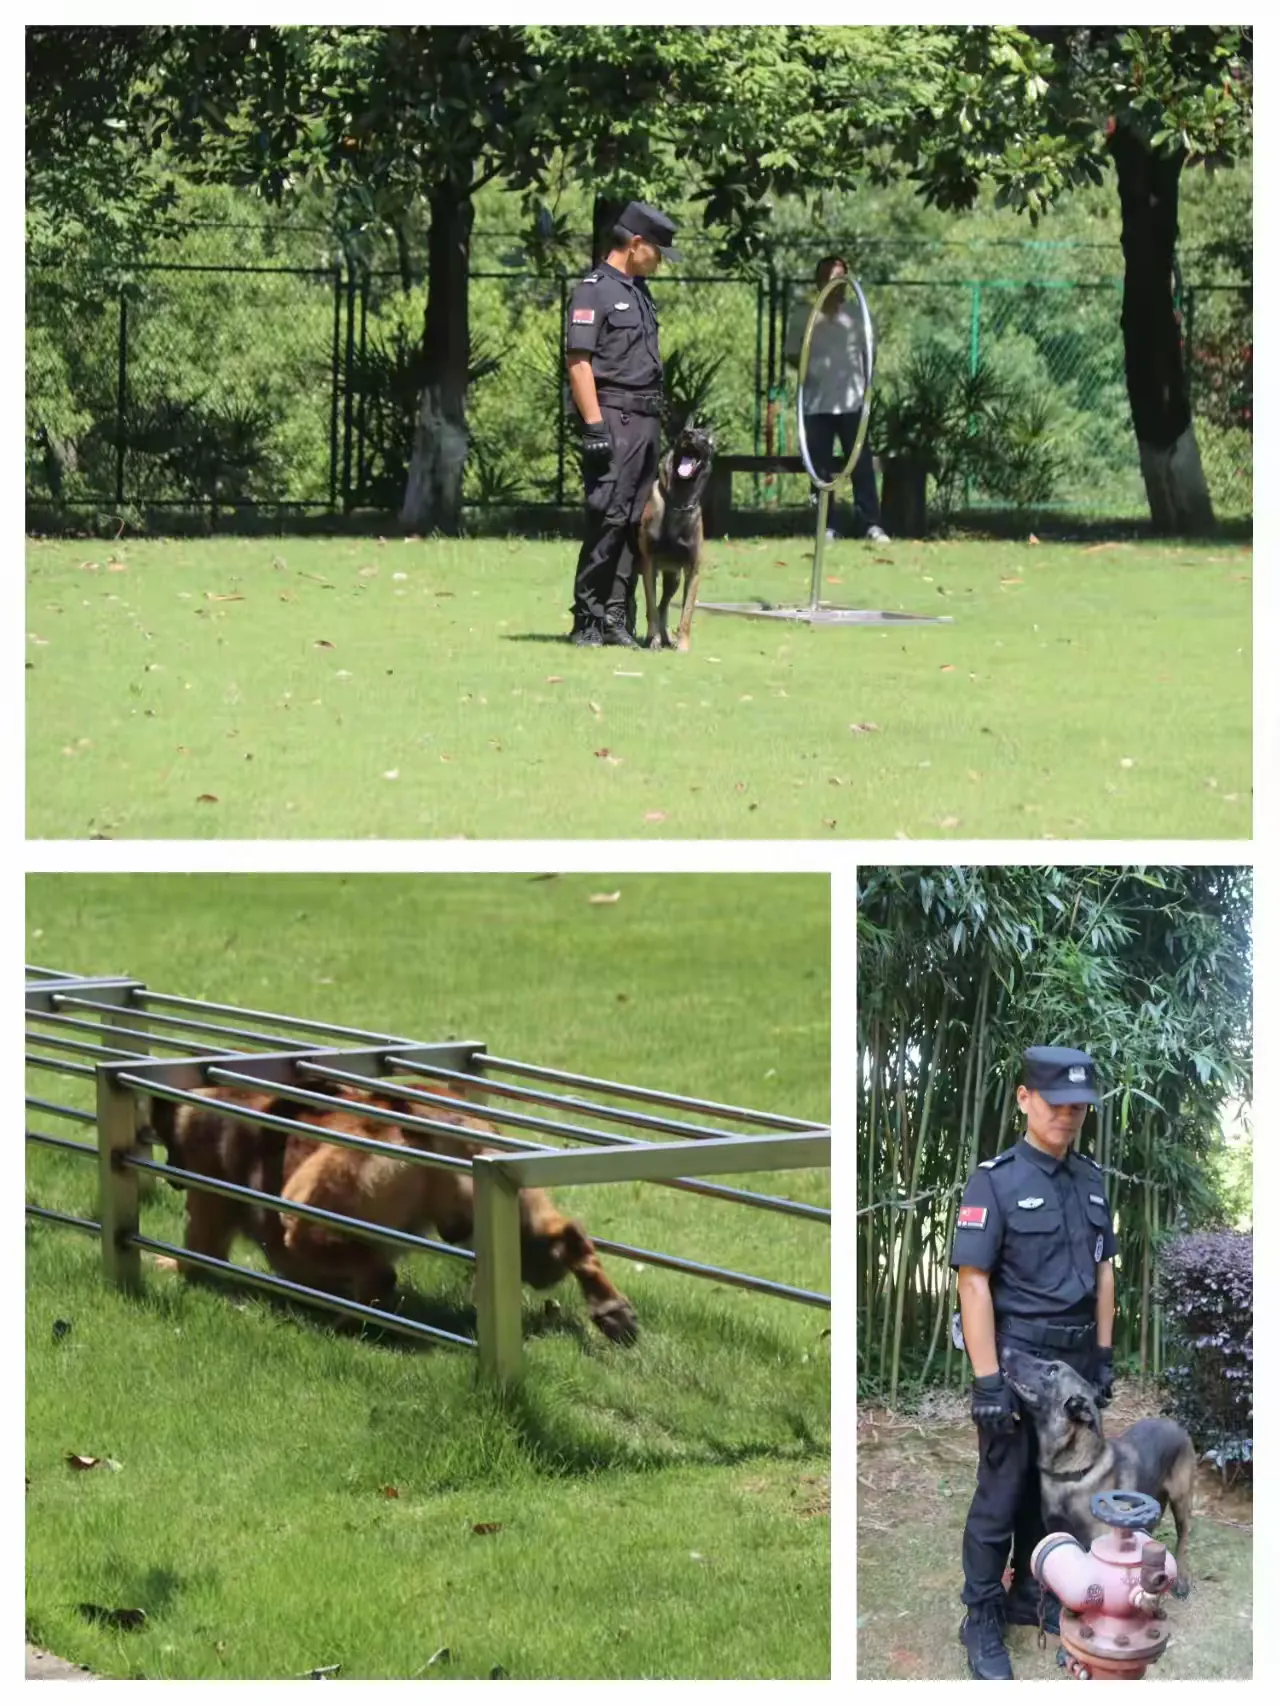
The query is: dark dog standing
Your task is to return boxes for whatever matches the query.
[1002,1346,1195,1593]
[638,424,714,651]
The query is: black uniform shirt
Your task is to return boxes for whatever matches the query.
[565,261,663,390]
[949,1139,1117,1320]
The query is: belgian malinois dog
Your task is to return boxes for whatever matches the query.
[144,1081,639,1344]
[1002,1346,1194,1592]
[638,422,715,652]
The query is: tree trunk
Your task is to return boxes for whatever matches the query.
[400,177,474,536]
[1109,123,1216,536]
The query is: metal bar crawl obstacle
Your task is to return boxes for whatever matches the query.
[26,970,831,1385]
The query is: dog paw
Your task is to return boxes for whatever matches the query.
[590,1296,640,1346]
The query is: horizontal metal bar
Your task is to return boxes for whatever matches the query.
[387,1055,774,1143]
[27,1005,243,1055]
[297,1066,829,1220]
[26,1204,101,1235]
[25,1028,143,1060]
[591,1236,829,1309]
[114,1077,474,1175]
[475,1053,823,1131]
[136,988,450,1047]
[25,1095,96,1126]
[123,1153,476,1263]
[52,995,315,1051]
[386,1059,831,1222]
[206,1067,543,1156]
[26,1052,95,1078]
[128,1234,477,1348]
[26,1128,98,1159]
[488,1131,830,1190]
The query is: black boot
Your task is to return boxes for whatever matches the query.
[1004,1580,1060,1636]
[959,1606,1014,1680]
[603,613,642,649]
[570,625,602,647]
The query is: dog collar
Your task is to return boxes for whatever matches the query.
[1041,1464,1097,1482]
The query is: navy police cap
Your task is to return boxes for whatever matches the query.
[1021,1046,1100,1106]
[616,201,682,262]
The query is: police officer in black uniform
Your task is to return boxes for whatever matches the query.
[950,1047,1117,1680]
[564,201,679,647]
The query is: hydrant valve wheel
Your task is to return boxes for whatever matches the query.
[1090,1489,1162,1531]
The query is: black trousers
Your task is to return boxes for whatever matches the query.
[960,1329,1097,1612]
[572,405,661,630]
[805,410,881,530]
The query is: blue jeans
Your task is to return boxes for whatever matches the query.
[804,410,881,532]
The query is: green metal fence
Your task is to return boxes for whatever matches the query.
[25,233,1251,524]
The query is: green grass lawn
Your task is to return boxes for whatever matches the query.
[26,874,830,1680]
[26,532,1251,839]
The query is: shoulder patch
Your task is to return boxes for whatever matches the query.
[956,1205,988,1229]
[582,271,601,283]
[979,1150,1015,1170]
[571,308,596,325]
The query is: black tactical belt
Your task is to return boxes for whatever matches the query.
[595,388,664,416]
[997,1317,1095,1350]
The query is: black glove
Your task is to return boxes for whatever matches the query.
[970,1372,1019,1434]
[1094,1347,1115,1408]
[581,419,612,472]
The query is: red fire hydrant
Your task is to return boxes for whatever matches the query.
[1031,1491,1178,1680]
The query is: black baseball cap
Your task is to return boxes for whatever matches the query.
[1020,1046,1101,1106]
[616,201,682,261]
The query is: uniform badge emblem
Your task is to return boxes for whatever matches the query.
[1094,1234,1105,1263]
[571,308,595,324]
[1016,1197,1044,1209]
[957,1205,987,1229]
[614,302,632,310]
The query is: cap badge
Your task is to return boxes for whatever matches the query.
[1068,1065,1087,1083]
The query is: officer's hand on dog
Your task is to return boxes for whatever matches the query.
[1094,1347,1115,1407]
[581,419,612,471]
[970,1372,1019,1433]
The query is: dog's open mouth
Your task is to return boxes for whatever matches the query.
[676,457,701,479]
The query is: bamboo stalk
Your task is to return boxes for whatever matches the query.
[890,999,949,1407]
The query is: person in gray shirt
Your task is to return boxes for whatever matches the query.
[784,255,888,542]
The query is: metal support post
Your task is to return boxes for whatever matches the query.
[96,1066,141,1291]
[471,1156,525,1385]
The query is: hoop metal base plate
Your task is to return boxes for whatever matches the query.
[699,602,952,627]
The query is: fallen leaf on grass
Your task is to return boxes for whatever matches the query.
[939,816,961,829]
[313,639,335,649]
[849,722,880,735]
[823,819,837,829]
[195,794,219,805]
[358,565,378,578]
[544,675,563,684]
[825,576,843,585]
[589,892,622,905]
[106,559,127,572]
[471,1522,503,1536]
[1119,757,1135,769]
[78,1605,146,1631]
[643,811,668,823]
[1083,542,1124,553]
[381,1486,400,1498]
[939,664,956,673]
[205,592,244,603]
[66,1453,105,1470]
[298,1663,341,1679]
[999,576,1023,586]
[298,572,334,587]
[383,770,400,781]
[588,700,602,717]
[613,670,643,678]
[593,748,620,764]
[80,561,101,572]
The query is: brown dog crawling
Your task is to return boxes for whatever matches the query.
[638,423,714,652]
[143,1081,638,1344]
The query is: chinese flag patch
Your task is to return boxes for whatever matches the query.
[571,307,595,324]
[957,1205,988,1230]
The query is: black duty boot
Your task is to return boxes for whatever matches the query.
[569,622,602,647]
[1004,1580,1060,1636]
[959,1606,1014,1680]
[603,614,642,649]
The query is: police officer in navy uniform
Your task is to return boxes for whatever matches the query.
[950,1047,1117,1680]
[564,201,679,647]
